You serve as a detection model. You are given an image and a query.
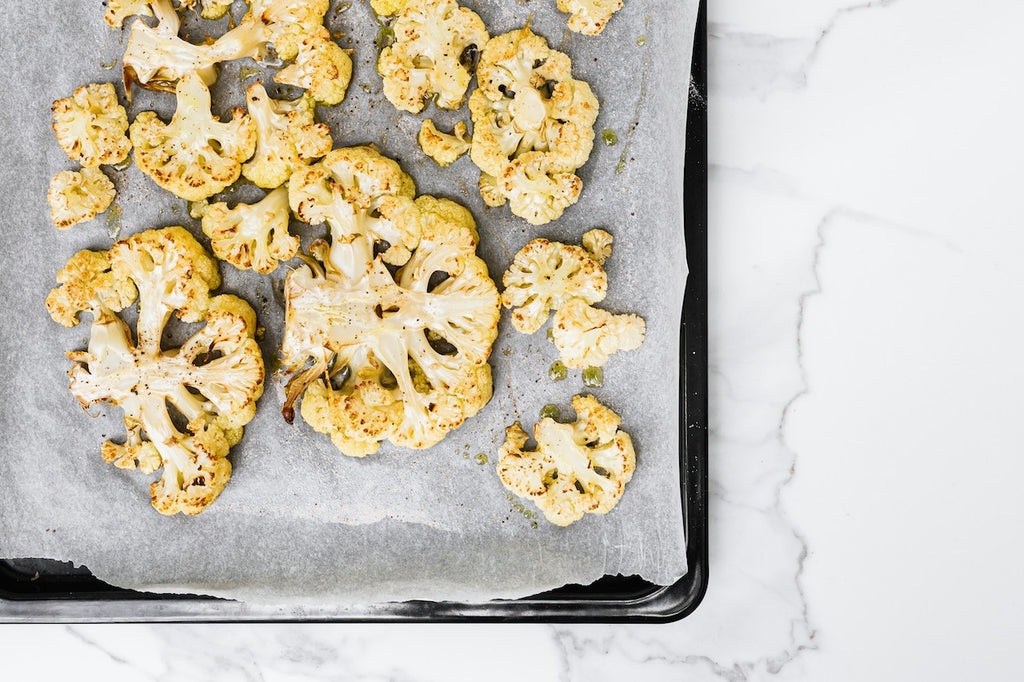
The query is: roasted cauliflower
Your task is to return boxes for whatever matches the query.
[130,72,257,201]
[468,26,599,223]
[500,238,607,334]
[46,227,265,516]
[48,168,116,230]
[581,228,613,265]
[274,26,352,106]
[557,0,624,36]
[51,83,131,169]
[418,119,471,167]
[242,83,333,189]
[376,0,489,113]
[551,297,645,368]
[497,395,635,526]
[202,186,298,274]
[371,0,409,16]
[245,0,330,61]
[105,0,152,28]
[279,146,500,456]
[181,0,234,20]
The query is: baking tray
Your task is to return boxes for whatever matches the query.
[0,0,707,623]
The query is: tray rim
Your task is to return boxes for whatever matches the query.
[0,0,708,624]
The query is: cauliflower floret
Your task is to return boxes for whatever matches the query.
[51,83,131,168]
[497,394,636,526]
[242,83,333,189]
[377,0,489,113]
[245,0,330,61]
[46,226,265,515]
[497,152,582,226]
[48,168,116,230]
[275,27,352,106]
[500,238,607,334]
[202,186,299,274]
[105,0,152,28]
[418,119,471,167]
[581,228,613,265]
[478,173,506,207]
[556,0,624,36]
[130,72,257,201]
[371,0,409,16]
[279,148,500,456]
[468,26,599,222]
[181,0,233,20]
[551,297,645,368]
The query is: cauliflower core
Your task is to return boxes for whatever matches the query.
[469,26,599,224]
[377,0,489,113]
[551,297,645,368]
[130,72,257,201]
[556,0,624,36]
[202,186,299,274]
[242,83,333,189]
[418,119,471,167]
[498,395,635,526]
[280,146,500,456]
[45,227,265,516]
[51,83,131,169]
[501,238,607,334]
[48,168,116,230]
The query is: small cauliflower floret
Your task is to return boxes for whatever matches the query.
[371,0,408,16]
[51,83,132,168]
[202,186,298,274]
[551,297,646,368]
[478,173,506,207]
[46,227,265,516]
[242,83,332,189]
[279,149,500,455]
[181,0,233,20]
[498,152,582,226]
[497,394,635,526]
[130,73,257,201]
[105,0,152,28]
[246,0,330,61]
[418,119,471,167]
[123,0,270,95]
[581,228,613,265]
[501,238,607,334]
[48,168,116,230]
[468,26,599,221]
[377,0,489,113]
[556,0,624,36]
[275,27,352,106]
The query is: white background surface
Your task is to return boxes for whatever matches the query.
[4,0,1024,679]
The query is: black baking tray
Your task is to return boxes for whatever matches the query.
[0,1,707,623]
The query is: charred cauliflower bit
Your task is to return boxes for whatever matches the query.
[280,146,500,456]
[501,238,607,334]
[48,168,116,230]
[202,186,298,274]
[130,72,257,201]
[581,228,613,265]
[377,0,489,113]
[51,83,131,168]
[181,0,234,20]
[242,83,333,189]
[418,119,471,167]
[551,297,645,368]
[557,0,624,36]
[468,26,599,224]
[498,395,635,526]
[275,26,353,106]
[105,0,152,28]
[46,227,265,516]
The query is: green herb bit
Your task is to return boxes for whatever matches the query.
[601,129,618,146]
[582,366,604,388]
[539,404,560,421]
[549,361,567,382]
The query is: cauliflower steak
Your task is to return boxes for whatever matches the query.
[46,227,265,516]
[280,146,500,456]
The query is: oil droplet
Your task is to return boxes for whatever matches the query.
[100,59,117,70]
[105,203,123,240]
[238,66,262,82]
[110,156,132,172]
[601,129,618,146]
[474,453,488,465]
[636,35,647,46]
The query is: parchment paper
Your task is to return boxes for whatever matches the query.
[0,0,696,604]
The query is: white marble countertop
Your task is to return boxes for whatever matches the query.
[4,0,1024,678]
